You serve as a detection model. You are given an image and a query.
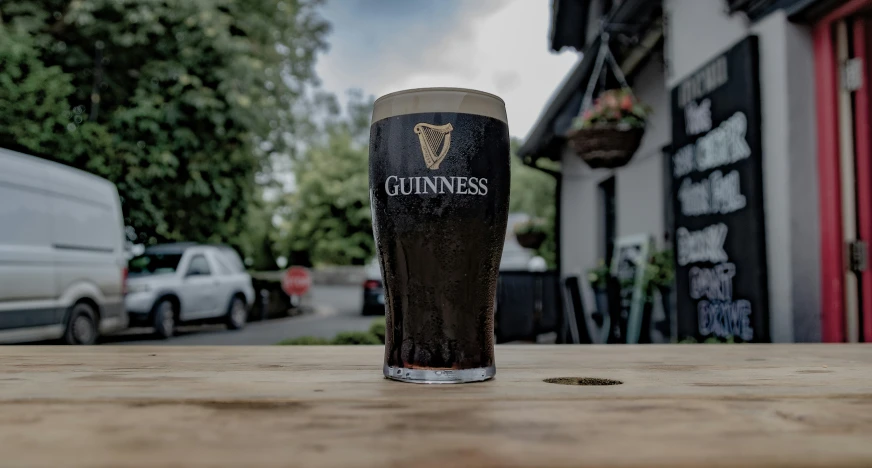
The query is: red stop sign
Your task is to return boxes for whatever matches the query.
[282,266,311,296]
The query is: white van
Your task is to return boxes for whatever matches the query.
[0,147,128,344]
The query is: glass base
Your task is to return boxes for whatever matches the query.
[383,364,495,384]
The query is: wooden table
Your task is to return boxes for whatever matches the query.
[1,345,871,467]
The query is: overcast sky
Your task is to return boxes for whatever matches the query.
[314,0,579,139]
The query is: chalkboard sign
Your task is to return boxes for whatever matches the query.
[610,234,651,344]
[669,35,770,343]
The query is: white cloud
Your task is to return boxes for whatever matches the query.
[316,0,579,138]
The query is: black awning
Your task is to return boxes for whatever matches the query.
[726,0,811,21]
[550,0,592,53]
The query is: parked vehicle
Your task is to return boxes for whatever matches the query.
[362,214,541,316]
[361,258,385,316]
[125,243,255,338]
[0,147,128,344]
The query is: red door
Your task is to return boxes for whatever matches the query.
[814,0,872,343]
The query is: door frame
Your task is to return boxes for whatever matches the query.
[813,0,872,342]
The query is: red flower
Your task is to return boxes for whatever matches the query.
[620,95,633,111]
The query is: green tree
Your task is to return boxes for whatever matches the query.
[0,0,329,246]
[281,90,375,266]
[233,193,280,271]
[509,138,558,267]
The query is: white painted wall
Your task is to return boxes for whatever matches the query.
[560,54,670,332]
[664,0,820,342]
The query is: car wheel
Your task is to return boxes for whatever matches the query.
[64,303,98,345]
[226,297,247,330]
[153,300,176,340]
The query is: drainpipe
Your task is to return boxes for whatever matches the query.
[519,154,562,276]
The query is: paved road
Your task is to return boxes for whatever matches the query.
[105,285,381,346]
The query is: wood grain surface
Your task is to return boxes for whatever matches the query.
[0,344,870,467]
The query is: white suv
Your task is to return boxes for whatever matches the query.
[125,243,255,339]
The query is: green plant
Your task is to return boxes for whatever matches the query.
[281,90,376,267]
[513,218,549,236]
[276,330,383,346]
[643,248,675,291]
[368,318,386,344]
[572,89,652,131]
[331,331,382,345]
[587,259,611,290]
[276,336,332,346]
[641,248,675,305]
[509,137,557,268]
[0,0,330,247]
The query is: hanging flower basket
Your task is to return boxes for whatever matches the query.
[567,125,645,169]
[569,89,651,170]
[516,232,546,249]
[514,218,548,249]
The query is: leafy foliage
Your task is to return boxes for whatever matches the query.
[643,248,675,291]
[509,138,558,267]
[331,330,382,345]
[281,90,375,266]
[276,336,332,345]
[513,217,548,236]
[586,259,610,290]
[235,195,281,270]
[277,318,386,345]
[368,317,386,344]
[573,88,651,130]
[0,0,329,246]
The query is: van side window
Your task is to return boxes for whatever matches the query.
[218,249,246,272]
[187,255,211,276]
[212,253,232,275]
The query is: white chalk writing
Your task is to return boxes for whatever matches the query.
[689,263,736,300]
[698,299,753,341]
[678,178,710,216]
[677,224,729,266]
[673,145,695,178]
[678,56,728,108]
[672,111,752,178]
[678,170,746,216]
[710,170,746,214]
[684,99,712,136]
[695,112,751,171]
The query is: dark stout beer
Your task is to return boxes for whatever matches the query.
[369,88,510,383]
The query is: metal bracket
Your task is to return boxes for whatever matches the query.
[842,58,864,92]
[580,29,635,114]
[847,240,868,272]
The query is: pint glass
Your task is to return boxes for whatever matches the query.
[369,88,510,384]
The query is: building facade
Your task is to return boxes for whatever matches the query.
[521,0,872,343]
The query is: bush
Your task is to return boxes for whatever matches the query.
[276,320,386,345]
[276,336,332,345]
[369,318,386,344]
[331,331,382,345]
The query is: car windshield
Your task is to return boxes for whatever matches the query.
[128,253,183,276]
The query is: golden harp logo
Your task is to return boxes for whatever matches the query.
[414,123,453,170]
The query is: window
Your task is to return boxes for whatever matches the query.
[598,177,617,265]
[662,145,675,248]
[187,255,211,276]
[217,248,245,272]
[213,255,232,275]
[129,253,183,276]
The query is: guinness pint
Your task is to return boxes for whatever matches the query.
[370,87,510,384]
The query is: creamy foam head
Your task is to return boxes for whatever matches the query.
[371,87,507,124]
